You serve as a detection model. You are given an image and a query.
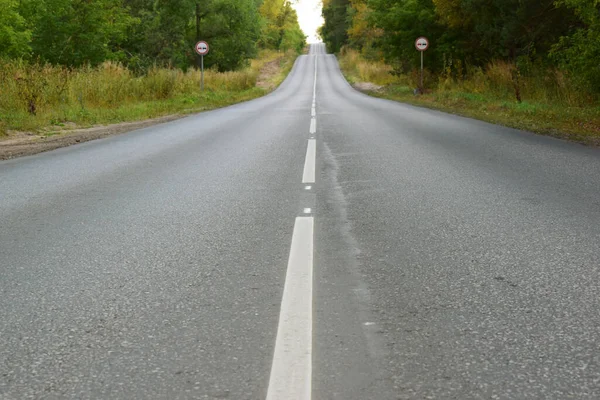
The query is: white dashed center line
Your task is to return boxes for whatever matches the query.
[309,119,316,134]
[313,55,317,100]
[302,139,316,184]
[265,217,314,400]
[267,48,319,400]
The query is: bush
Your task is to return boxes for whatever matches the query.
[337,49,592,108]
[0,57,265,132]
[339,48,400,86]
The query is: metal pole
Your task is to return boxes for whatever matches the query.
[201,55,204,91]
[420,51,424,91]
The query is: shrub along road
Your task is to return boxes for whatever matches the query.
[0,50,297,160]
[1,43,600,399]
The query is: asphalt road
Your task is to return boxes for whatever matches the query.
[2,43,600,399]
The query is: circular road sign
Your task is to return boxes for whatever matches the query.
[415,37,429,52]
[195,41,209,56]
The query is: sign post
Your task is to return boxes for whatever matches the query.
[195,41,210,91]
[415,37,429,93]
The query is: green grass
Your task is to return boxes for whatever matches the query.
[0,50,297,137]
[338,49,600,146]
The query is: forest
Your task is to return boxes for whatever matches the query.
[0,0,305,71]
[0,0,306,135]
[320,0,600,98]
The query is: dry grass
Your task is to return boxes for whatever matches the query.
[0,50,295,136]
[338,47,400,86]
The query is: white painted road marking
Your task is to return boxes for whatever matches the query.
[313,56,318,100]
[266,217,314,400]
[266,48,319,400]
[302,139,316,184]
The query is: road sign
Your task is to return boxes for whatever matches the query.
[194,41,209,91]
[195,41,209,56]
[415,37,429,93]
[415,37,429,52]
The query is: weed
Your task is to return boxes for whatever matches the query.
[339,48,400,86]
[0,50,294,135]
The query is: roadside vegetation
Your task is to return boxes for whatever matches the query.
[0,0,305,138]
[0,50,297,136]
[322,0,600,145]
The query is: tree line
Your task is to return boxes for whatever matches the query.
[320,0,600,95]
[0,0,306,72]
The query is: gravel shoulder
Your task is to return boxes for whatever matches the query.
[0,116,184,160]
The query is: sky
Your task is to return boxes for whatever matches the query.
[292,0,324,43]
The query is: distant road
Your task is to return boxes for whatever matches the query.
[2,43,600,399]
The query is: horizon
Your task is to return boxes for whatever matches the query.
[292,0,324,43]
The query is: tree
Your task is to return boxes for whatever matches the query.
[121,0,264,71]
[320,0,350,53]
[551,0,600,93]
[367,0,446,71]
[0,0,31,58]
[277,2,306,53]
[3,0,301,73]
[149,0,197,69]
[260,0,285,48]
[19,0,136,66]
[347,0,382,51]
[260,0,306,52]
[432,0,576,63]
[200,0,262,71]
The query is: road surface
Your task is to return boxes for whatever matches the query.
[2,43,600,399]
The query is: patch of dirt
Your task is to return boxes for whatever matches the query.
[579,121,600,134]
[0,115,184,160]
[353,82,384,93]
[256,58,283,90]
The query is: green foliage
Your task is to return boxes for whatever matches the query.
[0,0,304,73]
[0,0,31,58]
[320,0,350,53]
[364,0,577,73]
[434,0,575,62]
[551,0,600,95]
[321,0,600,97]
[280,24,306,53]
[18,0,136,67]
[203,0,262,71]
[367,0,447,72]
[259,0,306,53]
